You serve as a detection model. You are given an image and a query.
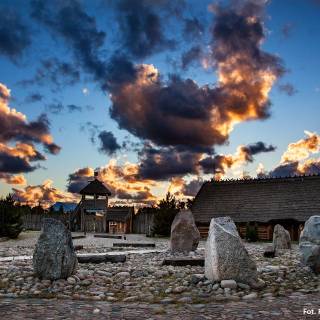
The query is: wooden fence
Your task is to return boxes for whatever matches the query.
[23,210,152,234]
[132,210,155,235]
[22,212,70,230]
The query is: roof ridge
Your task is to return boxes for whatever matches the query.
[207,173,320,184]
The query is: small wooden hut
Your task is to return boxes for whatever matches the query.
[106,207,134,234]
[192,175,320,240]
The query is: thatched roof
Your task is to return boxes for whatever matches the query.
[192,175,320,224]
[79,178,111,196]
[107,207,134,222]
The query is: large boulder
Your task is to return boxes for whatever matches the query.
[299,216,320,273]
[170,210,200,252]
[33,218,78,280]
[273,224,291,252]
[205,217,260,286]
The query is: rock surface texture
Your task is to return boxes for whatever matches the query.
[299,215,320,273]
[169,210,200,252]
[205,217,260,286]
[273,224,291,252]
[33,218,77,280]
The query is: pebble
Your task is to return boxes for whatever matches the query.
[212,283,220,291]
[243,292,258,300]
[173,286,185,294]
[0,234,318,305]
[238,282,250,290]
[177,297,193,303]
[160,298,175,304]
[116,272,130,277]
[221,280,237,289]
[67,277,76,284]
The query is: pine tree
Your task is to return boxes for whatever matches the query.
[152,192,179,236]
[0,194,23,238]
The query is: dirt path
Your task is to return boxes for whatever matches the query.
[1,294,320,319]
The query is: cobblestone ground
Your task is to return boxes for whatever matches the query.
[1,294,320,319]
[1,233,320,319]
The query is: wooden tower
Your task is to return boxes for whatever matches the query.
[78,171,111,233]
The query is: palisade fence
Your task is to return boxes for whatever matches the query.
[22,212,70,230]
[22,210,155,234]
[132,210,155,235]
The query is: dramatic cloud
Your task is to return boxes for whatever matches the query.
[65,140,276,203]
[0,8,30,60]
[299,159,320,175]
[98,131,121,155]
[12,179,78,207]
[109,1,284,151]
[67,167,94,193]
[0,150,36,174]
[137,144,202,180]
[0,83,60,179]
[199,142,276,179]
[265,131,320,177]
[269,161,299,178]
[241,141,276,160]
[0,173,26,185]
[280,131,320,163]
[0,85,60,151]
[116,0,175,59]
[31,0,106,84]
[168,177,204,198]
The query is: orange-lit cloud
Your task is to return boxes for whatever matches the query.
[0,173,26,185]
[0,83,60,182]
[67,160,158,207]
[108,1,283,152]
[12,179,78,208]
[265,131,320,177]
[280,131,320,163]
[199,142,275,180]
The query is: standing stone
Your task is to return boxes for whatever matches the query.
[205,217,260,286]
[170,210,200,252]
[273,224,291,251]
[33,218,78,280]
[299,216,320,273]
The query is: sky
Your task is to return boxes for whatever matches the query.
[0,0,320,207]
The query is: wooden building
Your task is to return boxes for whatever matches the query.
[75,172,111,233]
[132,207,155,236]
[106,207,134,234]
[192,175,320,241]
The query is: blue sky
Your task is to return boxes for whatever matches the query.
[0,0,319,206]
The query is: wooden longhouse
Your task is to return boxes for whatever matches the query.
[192,175,320,241]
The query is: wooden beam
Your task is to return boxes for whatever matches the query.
[77,253,126,263]
[162,257,204,266]
[94,234,123,239]
[113,242,155,248]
